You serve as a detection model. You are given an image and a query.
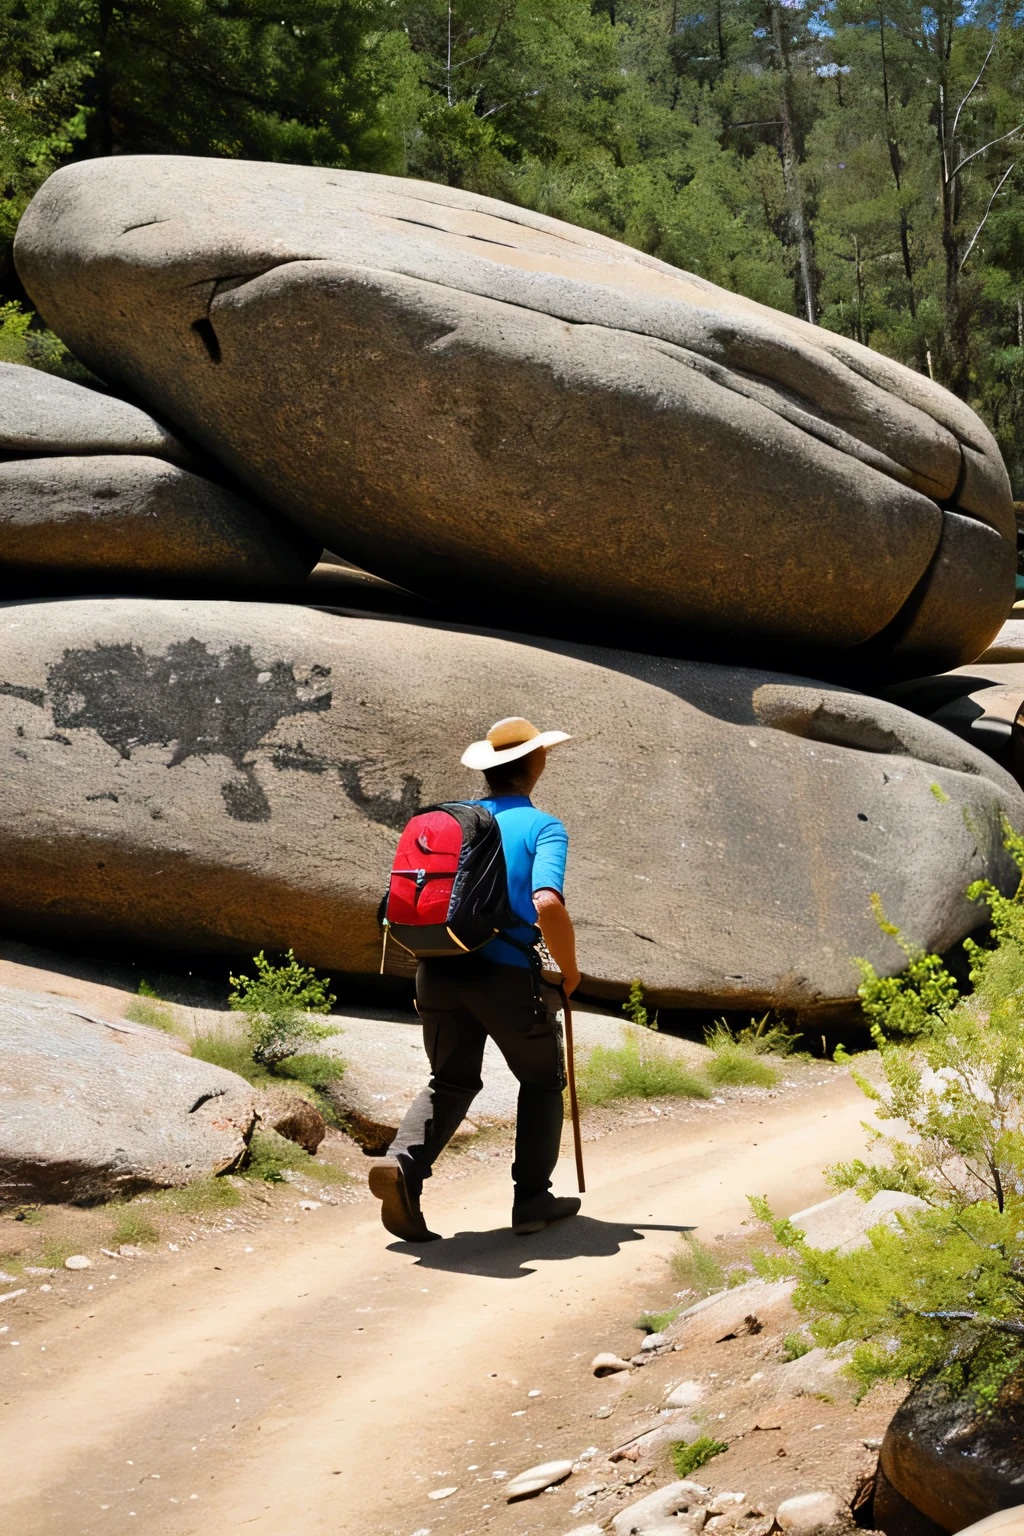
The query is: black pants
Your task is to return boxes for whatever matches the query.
[388,956,566,1202]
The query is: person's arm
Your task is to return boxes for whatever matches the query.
[534,888,581,996]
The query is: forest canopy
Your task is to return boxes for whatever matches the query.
[2,0,1024,487]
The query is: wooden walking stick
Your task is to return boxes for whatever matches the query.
[561,988,586,1194]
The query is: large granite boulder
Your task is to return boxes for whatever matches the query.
[0,985,256,1203]
[0,598,1019,1018]
[879,1367,1024,1532]
[885,623,1024,774]
[0,363,318,584]
[14,158,1015,672]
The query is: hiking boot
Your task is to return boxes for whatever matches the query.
[368,1159,440,1243]
[511,1192,582,1235]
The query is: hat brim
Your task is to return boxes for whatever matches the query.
[461,730,571,771]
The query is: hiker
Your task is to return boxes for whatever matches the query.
[370,716,582,1243]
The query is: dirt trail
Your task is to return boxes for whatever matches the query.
[0,1074,875,1536]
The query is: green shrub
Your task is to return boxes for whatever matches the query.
[749,820,1024,1407]
[704,1042,778,1089]
[243,1130,307,1182]
[189,1029,268,1084]
[111,1210,160,1247]
[855,892,961,1040]
[670,1438,728,1477]
[277,1052,345,1091]
[576,1035,710,1106]
[783,1331,813,1360]
[635,1307,679,1333]
[124,980,178,1033]
[623,978,658,1030]
[229,950,338,1065]
[157,1177,242,1216]
[243,1130,350,1186]
[670,1233,725,1295]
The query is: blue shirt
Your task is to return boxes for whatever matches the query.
[477,796,569,968]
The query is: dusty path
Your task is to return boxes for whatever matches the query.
[0,1074,875,1536]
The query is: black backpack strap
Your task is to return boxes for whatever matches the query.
[497,927,543,971]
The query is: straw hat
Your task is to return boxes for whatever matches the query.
[461,716,571,771]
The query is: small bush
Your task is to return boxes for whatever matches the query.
[623,978,658,1030]
[855,892,960,1040]
[749,822,1024,1406]
[576,1036,710,1106]
[243,1130,350,1186]
[124,980,178,1033]
[783,1331,813,1360]
[158,1177,242,1216]
[671,1437,728,1477]
[635,1307,679,1333]
[111,1210,160,1247]
[189,1029,268,1084]
[229,950,338,1065]
[244,1130,310,1182]
[277,1052,345,1091]
[704,1043,778,1089]
[670,1234,725,1295]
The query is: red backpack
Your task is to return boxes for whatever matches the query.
[381,801,528,962]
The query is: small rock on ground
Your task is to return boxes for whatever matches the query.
[611,1479,711,1535]
[64,1255,91,1269]
[775,1490,850,1535]
[665,1380,704,1408]
[593,1352,633,1376]
[507,1459,574,1501]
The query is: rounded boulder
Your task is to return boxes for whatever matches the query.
[0,363,319,585]
[0,597,1020,1016]
[14,158,1016,670]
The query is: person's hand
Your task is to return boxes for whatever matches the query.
[561,966,581,998]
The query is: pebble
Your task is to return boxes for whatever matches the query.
[528,1390,542,1397]
[64,1256,91,1270]
[427,1486,457,1500]
[593,1406,615,1419]
[506,1459,574,1502]
[774,1491,847,1536]
[665,1381,704,1409]
[0,1290,26,1303]
[709,1493,747,1514]
[610,1478,711,1536]
[592,1352,632,1377]
[0,1272,19,1283]
[862,1436,883,1450]
[118,1245,144,1258]
[641,1331,669,1351]
[24,1267,56,1276]
[299,1200,321,1211]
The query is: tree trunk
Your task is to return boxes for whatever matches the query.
[769,0,815,324]
[881,14,918,319]
[88,0,116,158]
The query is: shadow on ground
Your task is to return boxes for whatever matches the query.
[387,1216,694,1279]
